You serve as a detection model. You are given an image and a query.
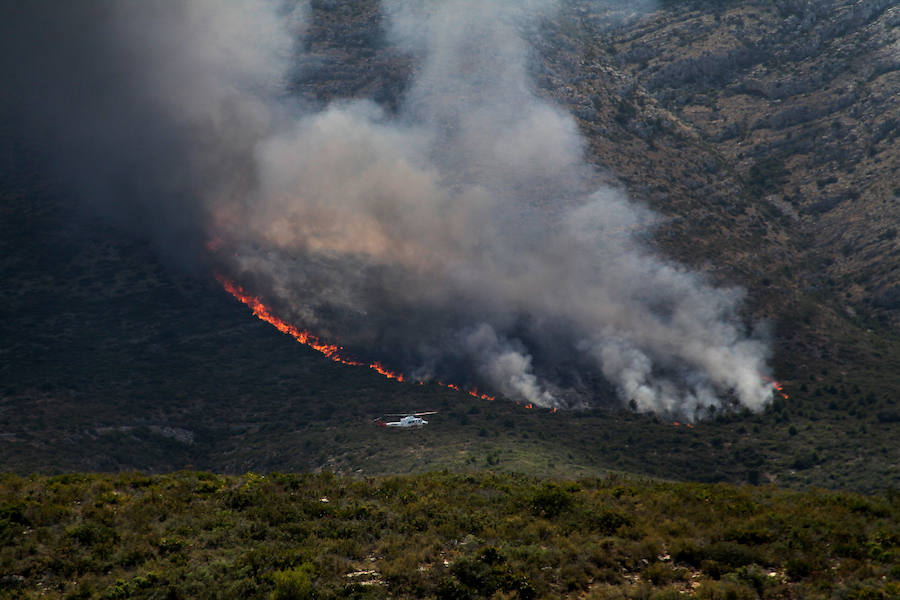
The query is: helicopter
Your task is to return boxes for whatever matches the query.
[373,411,438,428]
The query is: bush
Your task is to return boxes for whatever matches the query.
[589,509,633,535]
[695,580,756,600]
[704,542,764,570]
[1,472,897,599]
[270,563,315,600]
[445,548,535,600]
[785,557,814,580]
[642,562,688,586]
[66,522,119,547]
[529,484,574,518]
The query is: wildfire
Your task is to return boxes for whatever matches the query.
[771,381,789,400]
[371,362,404,382]
[762,376,789,400]
[218,275,496,400]
[467,388,496,402]
[437,382,496,401]
[218,275,403,379]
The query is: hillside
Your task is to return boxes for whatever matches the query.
[541,0,900,384]
[292,0,900,407]
[1,471,897,599]
[1,146,896,493]
[1,0,899,492]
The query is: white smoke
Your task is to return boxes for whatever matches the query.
[226,0,773,418]
[464,323,556,407]
[5,0,775,419]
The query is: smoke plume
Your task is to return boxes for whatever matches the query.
[2,0,774,418]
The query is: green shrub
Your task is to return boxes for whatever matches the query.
[704,541,765,570]
[529,484,575,518]
[728,564,772,595]
[589,509,633,535]
[695,579,756,600]
[66,522,119,547]
[157,536,186,555]
[785,556,815,580]
[651,587,686,600]
[642,562,689,586]
[723,527,773,545]
[445,547,535,599]
[270,563,315,600]
[1,472,897,599]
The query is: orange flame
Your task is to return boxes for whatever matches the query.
[762,375,789,400]
[771,381,789,400]
[467,388,496,402]
[371,361,404,382]
[217,275,408,380]
[219,275,498,400]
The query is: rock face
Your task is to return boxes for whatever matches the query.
[568,0,900,335]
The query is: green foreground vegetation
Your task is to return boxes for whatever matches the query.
[2,471,898,599]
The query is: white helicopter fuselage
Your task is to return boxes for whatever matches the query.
[386,415,426,427]
[375,411,435,428]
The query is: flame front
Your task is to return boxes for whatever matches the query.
[762,376,789,400]
[771,380,789,400]
[218,275,495,400]
[217,275,374,369]
[371,362,404,382]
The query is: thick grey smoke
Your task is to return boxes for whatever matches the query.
[1,0,303,260]
[3,0,774,418]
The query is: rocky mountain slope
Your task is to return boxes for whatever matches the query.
[298,0,900,380]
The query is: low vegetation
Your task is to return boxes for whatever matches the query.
[2,471,897,599]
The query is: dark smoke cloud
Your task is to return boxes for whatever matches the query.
[2,0,774,418]
[1,0,303,261]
